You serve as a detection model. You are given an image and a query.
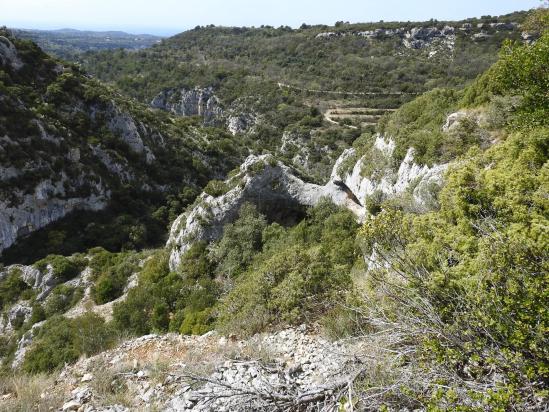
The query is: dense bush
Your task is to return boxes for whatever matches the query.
[0,269,32,310]
[217,199,359,336]
[89,249,139,305]
[203,180,230,197]
[211,203,267,277]
[359,126,548,408]
[44,285,84,317]
[378,88,461,165]
[22,313,117,373]
[33,255,84,282]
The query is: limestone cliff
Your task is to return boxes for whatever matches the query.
[167,135,447,270]
[150,87,256,135]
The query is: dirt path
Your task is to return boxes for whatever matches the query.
[323,107,396,128]
[278,82,419,96]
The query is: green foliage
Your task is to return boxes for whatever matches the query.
[113,249,218,336]
[179,308,214,335]
[360,125,548,403]
[489,32,549,128]
[378,88,461,165]
[90,249,139,304]
[212,203,267,277]
[0,28,244,265]
[364,190,386,216]
[0,269,31,310]
[22,313,116,373]
[44,285,83,317]
[217,200,358,336]
[33,255,83,282]
[203,180,230,197]
[81,15,526,108]
[462,30,549,130]
[177,242,213,281]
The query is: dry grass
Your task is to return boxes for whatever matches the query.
[90,361,134,408]
[0,373,65,412]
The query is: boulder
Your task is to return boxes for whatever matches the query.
[0,302,32,333]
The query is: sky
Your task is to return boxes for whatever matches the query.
[0,0,542,36]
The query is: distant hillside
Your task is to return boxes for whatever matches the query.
[80,10,530,106]
[10,27,163,60]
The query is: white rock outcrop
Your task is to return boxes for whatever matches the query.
[151,87,222,121]
[0,301,32,334]
[0,176,109,254]
[334,135,447,208]
[167,154,363,269]
[151,87,256,135]
[167,135,447,270]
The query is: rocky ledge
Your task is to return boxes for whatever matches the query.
[7,327,365,411]
[150,87,256,135]
[315,22,522,49]
[167,134,448,270]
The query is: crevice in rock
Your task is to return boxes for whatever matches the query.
[333,180,363,207]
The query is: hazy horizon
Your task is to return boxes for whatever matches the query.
[2,0,542,36]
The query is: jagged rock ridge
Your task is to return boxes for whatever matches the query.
[167,135,447,270]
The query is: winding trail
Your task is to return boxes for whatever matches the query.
[277,82,420,96]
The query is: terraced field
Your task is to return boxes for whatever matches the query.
[324,107,397,129]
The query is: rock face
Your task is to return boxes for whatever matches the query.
[316,22,519,50]
[167,154,362,269]
[403,26,455,49]
[151,87,256,134]
[167,136,447,270]
[334,135,447,209]
[151,87,223,123]
[1,31,213,258]
[0,36,23,70]
[0,175,109,254]
[0,302,33,334]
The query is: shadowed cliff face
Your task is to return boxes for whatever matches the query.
[0,31,243,260]
[167,135,448,270]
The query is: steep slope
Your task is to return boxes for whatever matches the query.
[0,30,244,262]
[0,10,547,412]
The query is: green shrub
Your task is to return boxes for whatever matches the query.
[212,203,267,277]
[364,190,385,216]
[0,269,31,310]
[179,308,213,335]
[92,264,134,305]
[378,88,461,165]
[176,242,213,281]
[33,255,83,282]
[22,313,116,373]
[203,179,230,197]
[216,200,357,336]
[359,126,548,405]
[44,285,83,317]
[89,250,139,305]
